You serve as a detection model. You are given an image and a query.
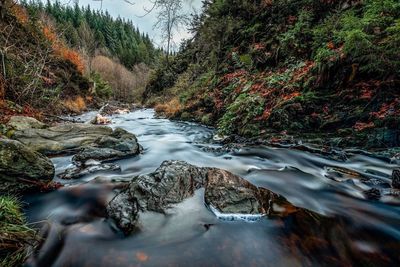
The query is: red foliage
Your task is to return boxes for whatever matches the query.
[370,99,400,119]
[282,92,301,101]
[354,122,375,132]
[0,103,43,124]
[11,5,29,24]
[43,26,85,74]
[222,70,247,83]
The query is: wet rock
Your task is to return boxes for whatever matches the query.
[58,163,121,180]
[363,188,381,200]
[72,128,141,165]
[0,138,55,194]
[392,169,400,189]
[10,123,113,154]
[204,168,278,215]
[99,103,132,116]
[107,160,296,234]
[90,114,111,125]
[128,160,207,211]
[7,116,46,131]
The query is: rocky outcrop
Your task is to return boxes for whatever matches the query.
[9,121,141,160]
[10,123,113,154]
[107,160,300,234]
[55,128,141,179]
[0,138,55,194]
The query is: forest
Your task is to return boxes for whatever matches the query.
[1,0,400,266]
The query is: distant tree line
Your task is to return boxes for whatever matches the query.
[22,0,160,69]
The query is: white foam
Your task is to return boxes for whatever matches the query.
[208,205,265,222]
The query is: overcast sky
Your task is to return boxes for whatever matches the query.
[54,0,202,48]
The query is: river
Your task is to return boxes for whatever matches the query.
[23,109,400,266]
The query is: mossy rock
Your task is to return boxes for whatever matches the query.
[0,138,55,194]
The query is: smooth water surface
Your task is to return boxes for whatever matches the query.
[24,109,400,267]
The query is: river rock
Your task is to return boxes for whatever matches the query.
[10,123,113,154]
[392,169,400,189]
[0,138,55,194]
[7,116,46,131]
[107,160,296,234]
[72,128,141,165]
[204,168,281,215]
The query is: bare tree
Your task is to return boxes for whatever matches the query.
[92,0,189,66]
[153,0,188,66]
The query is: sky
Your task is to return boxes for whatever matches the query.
[54,0,203,48]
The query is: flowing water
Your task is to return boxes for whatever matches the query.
[23,109,400,267]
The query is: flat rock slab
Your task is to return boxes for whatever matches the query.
[10,123,113,154]
[0,138,55,194]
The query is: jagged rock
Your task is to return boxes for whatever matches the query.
[0,138,55,194]
[106,160,297,234]
[72,128,141,165]
[7,116,46,131]
[392,169,400,189]
[204,168,283,215]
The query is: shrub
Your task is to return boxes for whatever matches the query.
[154,98,182,117]
[62,96,86,113]
[218,93,265,136]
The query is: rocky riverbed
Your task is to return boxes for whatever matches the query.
[1,109,400,266]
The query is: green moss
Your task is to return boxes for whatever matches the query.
[218,93,265,136]
[0,196,37,267]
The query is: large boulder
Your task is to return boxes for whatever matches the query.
[0,138,55,194]
[72,128,141,166]
[7,116,46,131]
[107,161,208,232]
[10,123,113,154]
[106,161,298,234]
[204,168,282,215]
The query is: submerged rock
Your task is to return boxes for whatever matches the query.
[0,138,55,194]
[107,160,300,234]
[58,163,121,180]
[392,169,400,189]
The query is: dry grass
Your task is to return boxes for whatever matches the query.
[62,96,87,113]
[154,98,182,117]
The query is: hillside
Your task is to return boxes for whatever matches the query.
[0,1,90,121]
[144,0,400,148]
[24,0,158,68]
[0,0,158,123]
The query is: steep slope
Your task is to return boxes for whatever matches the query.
[144,0,400,148]
[0,2,90,120]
